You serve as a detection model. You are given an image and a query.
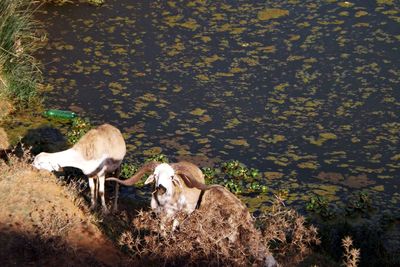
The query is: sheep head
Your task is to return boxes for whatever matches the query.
[32,152,61,172]
[145,163,184,197]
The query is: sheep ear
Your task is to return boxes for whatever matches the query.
[145,174,155,184]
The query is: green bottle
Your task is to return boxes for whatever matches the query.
[43,109,77,119]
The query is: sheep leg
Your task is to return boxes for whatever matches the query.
[172,219,179,231]
[112,166,121,212]
[95,178,99,202]
[113,183,120,212]
[88,177,97,210]
[98,174,109,214]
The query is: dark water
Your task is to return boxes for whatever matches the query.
[36,0,399,212]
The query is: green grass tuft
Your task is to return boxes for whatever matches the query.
[0,0,43,107]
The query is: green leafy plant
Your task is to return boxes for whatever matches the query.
[144,153,168,163]
[66,117,92,145]
[224,179,243,194]
[120,162,138,180]
[246,181,268,193]
[345,191,372,214]
[306,195,335,219]
[201,167,220,184]
[220,160,266,194]
[221,160,261,180]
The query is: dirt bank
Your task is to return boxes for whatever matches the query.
[0,153,131,266]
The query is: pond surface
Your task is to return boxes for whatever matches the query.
[36,0,399,213]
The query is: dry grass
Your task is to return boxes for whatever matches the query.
[116,186,275,266]
[0,99,15,122]
[119,209,270,267]
[342,236,360,267]
[116,189,321,266]
[0,127,9,149]
[257,196,321,266]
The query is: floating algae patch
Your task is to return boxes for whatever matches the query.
[297,161,319,170]
[376,0,395,5]
[257,8,289,21]
[264,172,284,180]
[318,172,376,189]
[309,185,340,202]
[190,108,207,116]
[229,139,250,147]
[371,185,385,192]
[338,1,355,8]
[303,133,338,146]
[143,146,163,156]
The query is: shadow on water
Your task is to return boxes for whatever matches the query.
[22,126,68,155]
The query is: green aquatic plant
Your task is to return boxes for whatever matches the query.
[345,190,372,214]
[219,160,266,194]
[120,162,138,179]
[306,195,336,219]
[66,117,92,145]
[221,160,260,181]
[144,153,168,163]
[223,179,243,194]
[247,181,268,193]
[201,166,220,184]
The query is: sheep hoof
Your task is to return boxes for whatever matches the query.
[264,254,278,267]
[172,219,179,231]
[112,205,118,213]
[90,203,97,211]
[102,206,110,215]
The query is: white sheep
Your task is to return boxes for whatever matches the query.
[32,123,126,213]
[107,161,206,218]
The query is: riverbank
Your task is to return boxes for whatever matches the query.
[0,151,131,266]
